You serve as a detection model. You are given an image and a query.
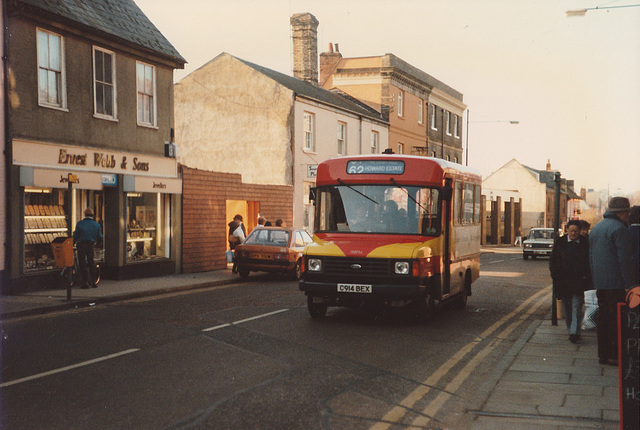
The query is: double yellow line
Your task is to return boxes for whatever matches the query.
[370,286,552,429]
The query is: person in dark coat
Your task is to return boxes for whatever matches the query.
[550,220,592,343]
[73,207,103,288]
[589,197,634,366]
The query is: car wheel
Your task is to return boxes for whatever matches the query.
[523,253,529,260]
[307,296,327,318]
[531,255,537,260]
[238,267,250,278]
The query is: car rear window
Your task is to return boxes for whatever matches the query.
[245,229,290,246]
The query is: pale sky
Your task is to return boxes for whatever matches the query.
[135,0,640,196]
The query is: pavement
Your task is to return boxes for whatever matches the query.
[0,252,621,429]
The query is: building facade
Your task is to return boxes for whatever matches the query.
[483,158,580,235]
[174,50,389,255]
[320,46,466,162]
[3,0,185,293]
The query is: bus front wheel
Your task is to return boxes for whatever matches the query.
[411,294,434,323]
[307,296,327,318]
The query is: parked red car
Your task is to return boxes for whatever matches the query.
[234,227,313,279]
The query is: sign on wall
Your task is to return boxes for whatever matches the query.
[13,139,179,178]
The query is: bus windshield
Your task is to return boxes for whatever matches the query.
[315,184,441,236]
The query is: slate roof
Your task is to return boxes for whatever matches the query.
[10,0,185,66]
[235,56,387,124]
[522,164,582,199]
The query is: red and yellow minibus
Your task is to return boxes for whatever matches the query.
[299,154,482,321]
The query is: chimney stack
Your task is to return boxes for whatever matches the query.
[290,13,319,86]
[546,159,551,171]
[320,42,342,86]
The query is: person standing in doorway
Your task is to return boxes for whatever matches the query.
[73,207,103,289]
[589,197,634,366]
[550,220,592,343]
[229,214,246,274]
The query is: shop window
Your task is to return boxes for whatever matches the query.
[24,187,68,272]
[127,192,170,261]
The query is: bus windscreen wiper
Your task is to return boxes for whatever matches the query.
[337,178,379,205]
[390,178,429,212]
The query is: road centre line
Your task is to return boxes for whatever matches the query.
[0,348,140,388]
[202,308,289,332]
[411,291,552,427]
[370,286,551,430]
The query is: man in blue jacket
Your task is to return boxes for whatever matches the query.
[73,208,103,289]
[589,197,634,366]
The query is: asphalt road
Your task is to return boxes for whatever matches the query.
[0,247,553,429]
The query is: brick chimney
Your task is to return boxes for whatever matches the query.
[320,42,342,86]
[546,159,551,171]
[290,13,319,86]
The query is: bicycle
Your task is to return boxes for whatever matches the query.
[60,245,101,289]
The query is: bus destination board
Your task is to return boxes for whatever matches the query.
[346,160,405,175]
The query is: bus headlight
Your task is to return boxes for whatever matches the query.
[395,261,410,275]
[307,258,322,272]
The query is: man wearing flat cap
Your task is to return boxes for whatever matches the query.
[589,196,634,366]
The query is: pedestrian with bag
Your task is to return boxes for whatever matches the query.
[550,220,592,343]
[73,207,103,289]
[589,197,635,366]
[228,214,246,274]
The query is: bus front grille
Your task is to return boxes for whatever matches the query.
[322,257,391,276]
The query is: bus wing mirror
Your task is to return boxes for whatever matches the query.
[442,182,453,202]
[309,187,317,204]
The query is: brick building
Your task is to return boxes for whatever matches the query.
[319,45,466,162]
[3,0,185,292]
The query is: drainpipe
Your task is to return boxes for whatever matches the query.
[3,0,13,291]
[359,116,362,154]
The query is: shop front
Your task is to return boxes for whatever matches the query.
[8,139,182,293]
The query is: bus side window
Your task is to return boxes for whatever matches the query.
[453,180,463,225]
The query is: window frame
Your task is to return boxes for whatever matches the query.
[337,121,346,156]
[454,114,460,138]
[370,131,379,154]
[37,28,67,110]
[303,112,315,152]
[446,111,452,136]
[430,104,437,130]
[397,90,404,117]
[418,100,423,124]
[397,143,404,154]
[93,46,117,120]
[136,61,157,127]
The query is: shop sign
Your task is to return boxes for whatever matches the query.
[101,174,117,186]
[13,139,178,178]
[123,175,182,194]
[20,167,103,190]
[307,164,317,178]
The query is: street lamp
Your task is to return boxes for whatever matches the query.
[566,4,640,16]
[464,109,519,166]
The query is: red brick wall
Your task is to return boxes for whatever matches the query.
[182,167,294,273]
